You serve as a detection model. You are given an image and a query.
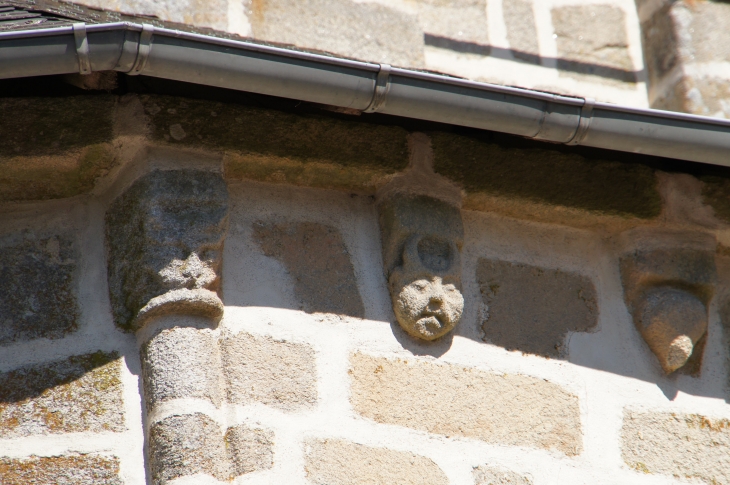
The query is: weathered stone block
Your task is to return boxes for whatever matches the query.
[149,413,230,484]
[304,438,448,485]
[250,0,424,67]
[622,411,730,483]
[350,352,582,455]
[417,0,489,46]
[552,5,635,84]
[702,174,730,224]
[620,247,715,374]
[478,259,597,358]
[0,352,124,437]
[431,131,661,218]
[503,0,539,62]
[221,331,317,411]
[687,1,730,64]
[225,424,275,476]
[0,455,122,485]
[106,169,228,330]
[379,194,464,340]
[253,221,364,317]
[473,465,532,485]
[141,327,223,409]
[641,4,679,90]
[72,0,229,31]
[0,234,78,344]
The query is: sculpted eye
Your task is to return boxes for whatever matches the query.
[443,284,457,292]
[413,281,428,291]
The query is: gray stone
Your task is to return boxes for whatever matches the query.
[473,465,532,485]
[253,221,364,318]
[620,248,716,374]
[622,411,730,483]
[149,413,230,484]
[503,0,539,62]
[106,169,228,330]
[417,0,489,46]
[250,0,424,67]
[0,234,78,344]
[477,259,597,359]
[0,352,124,437]
[379,194,464,341]
[222,331,317,411]
[641,4,679,89]
[225,424,275,476]
[552,5,635,84]
[688,1,730,64]
[0,455,123,485]
[141,327,223,409]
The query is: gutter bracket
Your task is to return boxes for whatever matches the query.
[72,23,91,75]
[364,64,391,113]
[566,97,595,145]
[128,24,154,75]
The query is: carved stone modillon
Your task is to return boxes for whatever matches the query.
[379,194,464,340]
[620,246,716,374]
[106,169,229,331]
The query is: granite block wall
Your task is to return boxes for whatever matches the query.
[2,79,730,484]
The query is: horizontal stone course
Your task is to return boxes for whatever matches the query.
[0,351,124,437]
[0,454,122,485]
[622,411,730,483]
[350,352,582,455]
[304,438,448,485]
[222,331,317,410]
[473,464,532,485]
[225,424,275,476]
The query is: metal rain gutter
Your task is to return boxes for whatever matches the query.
[1,22,729,167]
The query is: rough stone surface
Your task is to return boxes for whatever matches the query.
[71,0,229,31]
[622,411,730,483]
[141,327,223,409]
[503,0,539,61]
[350,352,582,455]
[0,234,78,344]
[0,352,124,437]
[139,95,410,192]
[106,169,229,330]
[379,194,464,340]
[250,0,424,67]
[225,424,275,476]
[149,413,230,484]
[304,438,448,485]
[683,76,730,118]
[620,248,715,374]
[552,5,635,84]
[252,221,364,317]
[0,455,123,485]
[0,96,116,202]
[687,1,730,64]
[222,331,317,411]
[431,132,661,218]
[417,0,488,47]
[473,465,532,485]
[477,259,597,359]
[641,4,679,90]
[703,174,730,223]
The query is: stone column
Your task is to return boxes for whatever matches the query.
[106,169,232,484]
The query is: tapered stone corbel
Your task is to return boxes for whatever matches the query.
[620,232,716,374]
[378,133,465,341]
[106,169,230,484]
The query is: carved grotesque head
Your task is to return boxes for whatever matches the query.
[379,195,464,340]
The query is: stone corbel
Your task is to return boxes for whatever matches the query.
[620,232,716,374]
[106,169,230,484]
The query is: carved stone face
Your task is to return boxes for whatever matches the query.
[391,273,464,340]
[389,235,464,340]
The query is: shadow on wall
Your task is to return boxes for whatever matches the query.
[424,34,640,84]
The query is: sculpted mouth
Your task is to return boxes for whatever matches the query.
[416,315,443,335]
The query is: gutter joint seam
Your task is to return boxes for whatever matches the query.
[566,97,595,145]
[364,63,391,113]
[72,23,91,75]
[128,24,154,75]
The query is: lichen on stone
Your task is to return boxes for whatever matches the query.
[0,454,122,485]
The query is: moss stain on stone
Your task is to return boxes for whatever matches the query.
[0,455,122,485]
[0,351,124,436]
[431,131,662,218]
[139,94,409,184]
